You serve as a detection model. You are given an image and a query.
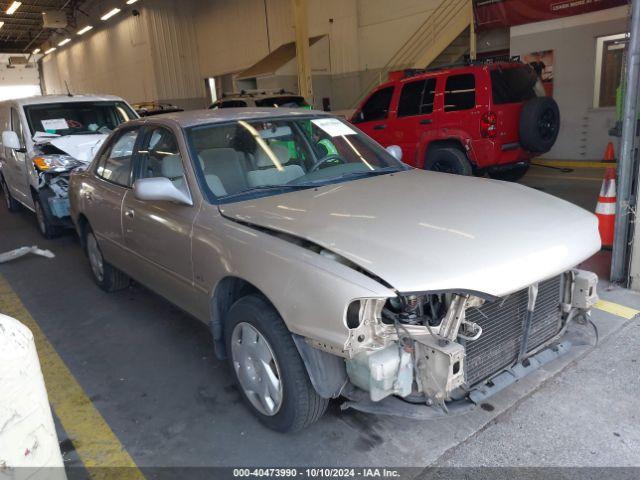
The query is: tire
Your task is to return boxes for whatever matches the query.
[34,195,61,239]
[488,164,530,182]
[85,227,130,292]
[424,145,473,176]
[519,97,560,153]
[225,294,328,432]
[1,176,20,212]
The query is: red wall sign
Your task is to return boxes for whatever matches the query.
[475,0,627,29]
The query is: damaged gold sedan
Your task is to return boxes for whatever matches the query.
[69,109,600,431]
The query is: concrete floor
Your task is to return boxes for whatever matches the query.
[1,165,638,476]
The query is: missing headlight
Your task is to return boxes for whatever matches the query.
[382,293,449,327]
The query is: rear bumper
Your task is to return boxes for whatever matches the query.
[469,139,534,168]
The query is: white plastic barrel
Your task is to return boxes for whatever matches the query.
[0,313,66,480]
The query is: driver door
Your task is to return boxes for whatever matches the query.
[5,107,30,205]
[122,125,200,316]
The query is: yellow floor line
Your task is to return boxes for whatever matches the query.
[533,160,617,169]
[593,299,640,320]
[525,174,603,182]
[0,274,145,479]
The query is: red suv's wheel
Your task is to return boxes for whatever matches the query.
[424,146,473,176]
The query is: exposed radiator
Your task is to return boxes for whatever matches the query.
[463,275,563,386]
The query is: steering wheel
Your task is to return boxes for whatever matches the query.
[309,154,345,173]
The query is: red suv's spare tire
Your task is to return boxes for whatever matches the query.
[519,97,560,154]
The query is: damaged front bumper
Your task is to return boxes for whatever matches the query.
[340,340,573,419]
[331,269,599,419]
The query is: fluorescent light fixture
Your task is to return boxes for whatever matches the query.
[126,0,139,4]
[58,38,71,46]
[44,47,56,54]
[100,7,121,20]
[0,22,4,30]
[77,25,93,35]
[33,48,41,54]
[6,1,21,15]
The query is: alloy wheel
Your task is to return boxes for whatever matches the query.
[231,322,283,416]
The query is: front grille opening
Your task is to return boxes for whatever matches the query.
[463,275,563,386]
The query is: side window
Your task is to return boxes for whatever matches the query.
[355,87,394,123]
[444,74,476,112]
[136,127,188,193]
[10,108,24,146]
[96,129,139,187]
[397,78,437,117]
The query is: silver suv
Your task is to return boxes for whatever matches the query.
[0,94,137,237]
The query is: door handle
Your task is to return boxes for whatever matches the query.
[420,119,433,125]
[124,209,135,219]
[373,124,387,130]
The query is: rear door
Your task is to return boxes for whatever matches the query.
[388,77,437,166]
[121,125,200,315]
[86,127,141,266]
[352,86,395,147]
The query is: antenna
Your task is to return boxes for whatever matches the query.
[64,81,73,97]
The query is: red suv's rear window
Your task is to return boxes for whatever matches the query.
[491,66,539,105]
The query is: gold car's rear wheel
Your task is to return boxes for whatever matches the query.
[84,227,130,292]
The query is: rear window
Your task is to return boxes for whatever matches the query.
[444,74,475,112]
[217,100,248,108]
[254,96,309,108]
[491,66,539,104]
[398,78,436,117]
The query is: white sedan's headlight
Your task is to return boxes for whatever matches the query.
[33,155,77,172]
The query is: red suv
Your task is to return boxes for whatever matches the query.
[351,62,560,181]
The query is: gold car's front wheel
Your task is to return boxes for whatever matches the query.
[224,294,328,432]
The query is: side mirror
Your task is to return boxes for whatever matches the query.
[133,177,193,206]
[386,145,403,162]
[2,131,22,151]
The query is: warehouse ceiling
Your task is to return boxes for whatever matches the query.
[0,0,88,54]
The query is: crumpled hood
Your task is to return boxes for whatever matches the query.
[219,169,600,297]
[45,134,108,162]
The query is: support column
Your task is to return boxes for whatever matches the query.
[291,0,313,102]
[469,0,477,61]
[613,0,640,286]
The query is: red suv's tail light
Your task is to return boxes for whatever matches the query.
[481,112,498,139]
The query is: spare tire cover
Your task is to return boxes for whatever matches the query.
[519,97,560,154]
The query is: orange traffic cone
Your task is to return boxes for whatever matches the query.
[595,167,616,248]
[603,142,616,163]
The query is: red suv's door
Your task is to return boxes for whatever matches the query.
[387,77,437,167]
[352,85,395,147]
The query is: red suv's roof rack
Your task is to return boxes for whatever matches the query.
[391,56,523,81]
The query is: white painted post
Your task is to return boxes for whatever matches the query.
[0,314,66,480]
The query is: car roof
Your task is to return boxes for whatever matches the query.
[127,107,332,128]
[4,94,128,107]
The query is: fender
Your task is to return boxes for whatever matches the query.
[418,129,478,168]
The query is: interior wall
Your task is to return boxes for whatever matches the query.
[40,7,156,103]
[510,6,628,160]
[0,54,41,100]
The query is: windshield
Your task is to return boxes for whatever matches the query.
[24,101,136,137]
[187,116,407,203]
